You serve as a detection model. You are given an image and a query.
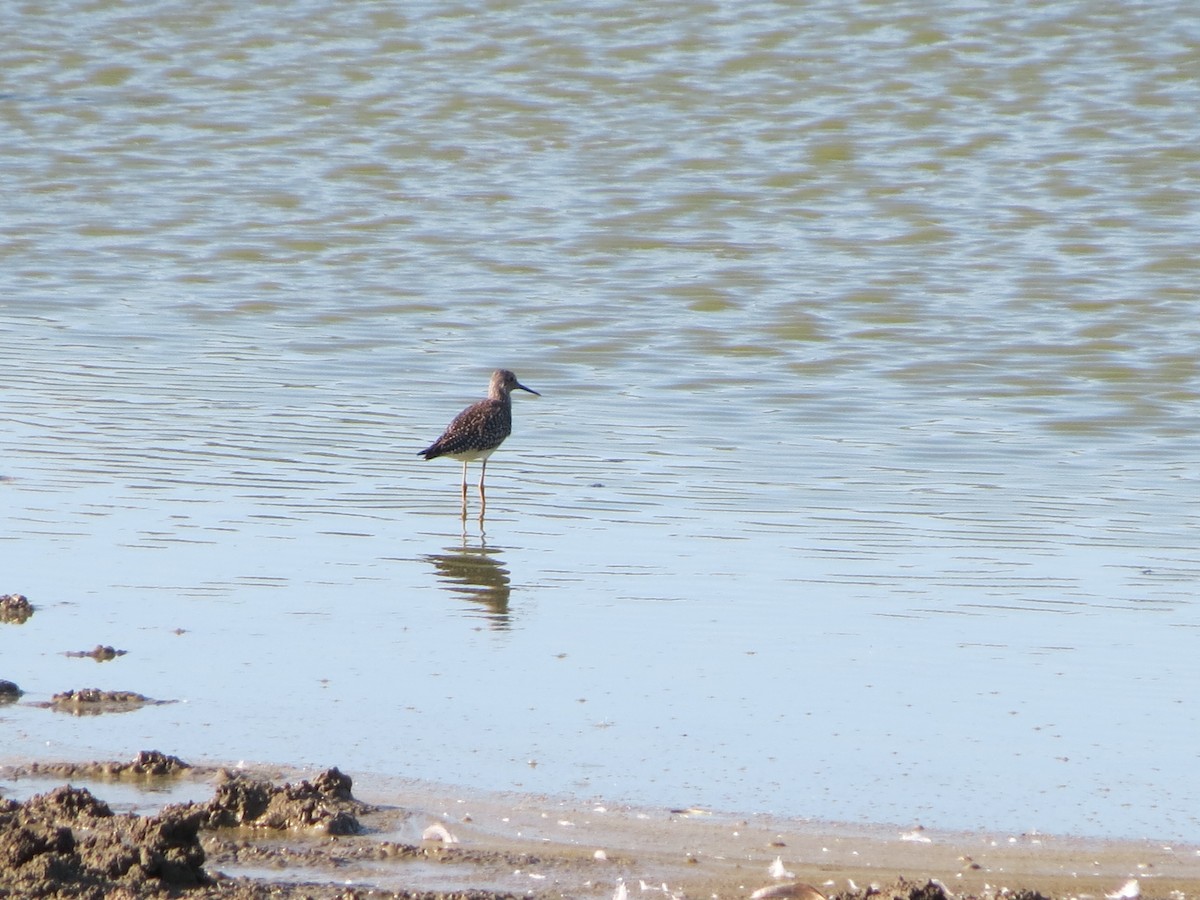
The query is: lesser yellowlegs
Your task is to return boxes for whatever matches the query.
[419,369,540,516]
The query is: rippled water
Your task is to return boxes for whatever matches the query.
[2,0,1198,841]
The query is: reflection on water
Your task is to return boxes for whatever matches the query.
[45,703,147,718]
[424,539,512,630]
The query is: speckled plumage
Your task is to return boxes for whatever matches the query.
[419,369,539,516]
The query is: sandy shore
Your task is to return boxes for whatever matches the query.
[2,753,1198,899]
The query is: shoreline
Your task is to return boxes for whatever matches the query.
[2,754,1199,898]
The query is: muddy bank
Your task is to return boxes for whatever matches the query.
[0,755,367,899]
[2,752,1198,899]
[0,783,206,898]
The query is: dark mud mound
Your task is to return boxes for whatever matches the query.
[188,767,361,835]
[8,755,358,835]
[13,750,192,781]
[0,785,207,898]
[0,593,33,625]
[43,689,166,716]
[64,645,128,662]
[853,880,1051,900]
[1,760,525,899]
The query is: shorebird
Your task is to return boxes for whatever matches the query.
[419,369,539,517]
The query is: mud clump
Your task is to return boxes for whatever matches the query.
[841,879,1050,900]
[9,751,191,782]
[0,785,207,898]
[125,749,191,778]
[0,593,33,624]
[64,645,128,662]
[865,881,954,900]
[52,688,149,705]
[45,689,162,715]
[190,767,361,835]
[0,761,365,897]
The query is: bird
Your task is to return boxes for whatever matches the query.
[419,369,540,517]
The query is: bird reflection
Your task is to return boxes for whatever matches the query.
[424,538,512,629]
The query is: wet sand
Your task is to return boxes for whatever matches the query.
[2,753,1198,899]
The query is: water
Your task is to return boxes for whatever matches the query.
[2,0,1198,842]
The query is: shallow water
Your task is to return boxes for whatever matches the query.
[2,0,1198,841]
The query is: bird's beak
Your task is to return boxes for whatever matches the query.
[516,382,540,396]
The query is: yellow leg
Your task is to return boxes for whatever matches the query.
[478,459,488,520]
[460,462,468,519]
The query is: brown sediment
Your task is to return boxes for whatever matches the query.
[181,766,363,835]
[0,593,34,624]
[9,750,191,781]
[0,784,208,897]
[64,645,128,662]
[2,753,1198,899]
[38,689,170,715]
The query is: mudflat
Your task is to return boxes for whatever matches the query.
[1,752,1196,899]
